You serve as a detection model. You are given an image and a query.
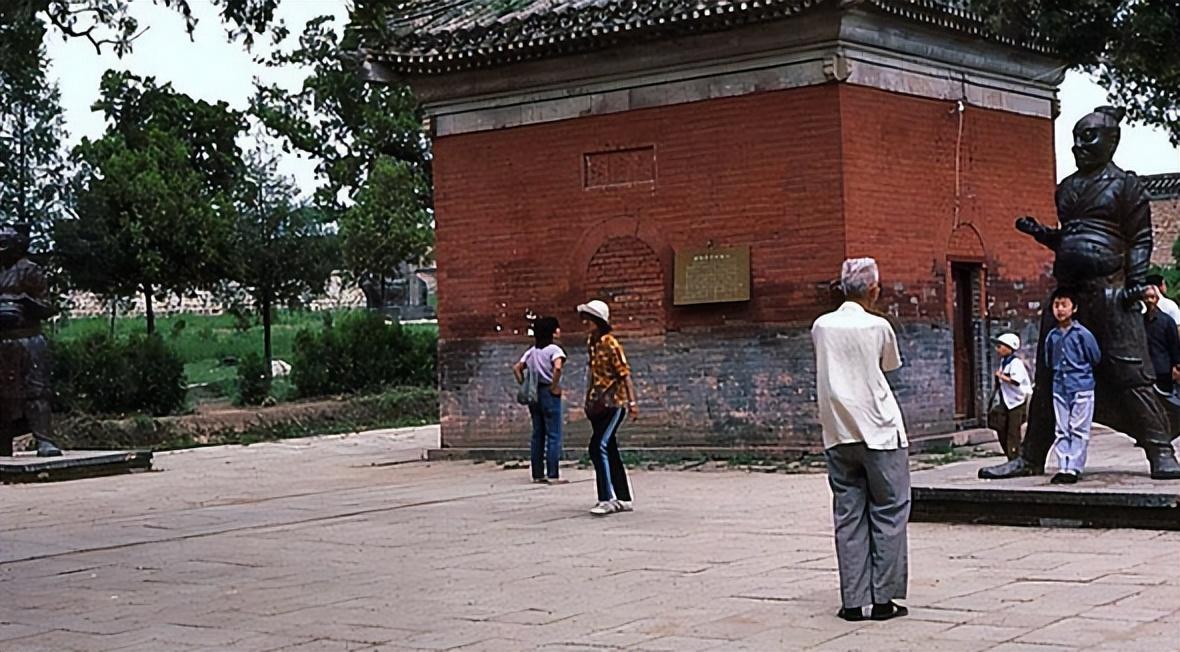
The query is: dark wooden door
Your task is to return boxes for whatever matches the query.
[951,263,982,419]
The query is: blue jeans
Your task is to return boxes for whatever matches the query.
[588,407,631,502]
[529,385,564,479]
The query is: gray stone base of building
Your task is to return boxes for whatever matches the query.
[439,322,1032,451]
[426,428,998,462]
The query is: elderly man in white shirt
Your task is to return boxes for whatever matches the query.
[811,257,910,622]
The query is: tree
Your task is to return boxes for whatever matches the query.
[0,16,68,250]
[251,14,429,214]
[967,0,1180,144]
[225,145,336,375]
[1,0,283,56]
[57,72,242,334]
[338,157,432,308]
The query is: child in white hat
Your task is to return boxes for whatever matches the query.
[987,332,1033,460]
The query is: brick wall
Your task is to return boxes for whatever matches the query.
[838,85,1057,321]
[432,83,1054,450]
[1152,197,1180,267]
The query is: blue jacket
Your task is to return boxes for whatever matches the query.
[1043,322,1101,400]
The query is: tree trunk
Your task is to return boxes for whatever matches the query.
[262,293,273,379]
[144,285,155,335]
[109,302,117,338]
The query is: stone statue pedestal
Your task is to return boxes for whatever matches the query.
[912,429,1180,530]
[0,450,152,484]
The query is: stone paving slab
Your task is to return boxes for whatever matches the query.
[0,425,1177,651]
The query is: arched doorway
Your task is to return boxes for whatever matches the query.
[585,236,666,336]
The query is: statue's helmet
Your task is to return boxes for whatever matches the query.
[1072,105,1124,173]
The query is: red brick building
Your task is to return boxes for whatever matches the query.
[361,1,1063,452]
[1148,173,1180,268]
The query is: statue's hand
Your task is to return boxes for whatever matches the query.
[1118,285,1149,310]
[1015,216,1044,236]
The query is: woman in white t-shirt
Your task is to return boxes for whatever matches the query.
[512,317,567,483]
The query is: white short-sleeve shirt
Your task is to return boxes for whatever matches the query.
[1158,295,1180,327]
[811,302,908,450]
[998,355,1033,410]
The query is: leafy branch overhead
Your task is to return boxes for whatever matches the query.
[2,0,283,55]
[967,0,1180,144]
[251,14,429,213]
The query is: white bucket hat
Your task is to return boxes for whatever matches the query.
[577,299,610,326]
[994,333,1020,350]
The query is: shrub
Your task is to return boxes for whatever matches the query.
[52,333,187,416]
[291,311,437,398]
[236,352,271,406]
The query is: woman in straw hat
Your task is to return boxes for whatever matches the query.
[577,299,637,516]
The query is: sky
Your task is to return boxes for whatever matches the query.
[45,1,1180,191]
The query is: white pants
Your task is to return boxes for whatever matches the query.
[1052,390,1095,475]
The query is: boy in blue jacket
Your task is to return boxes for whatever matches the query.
[1044,288,1101,484]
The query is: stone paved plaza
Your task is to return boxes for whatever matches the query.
[0,426,1177,651]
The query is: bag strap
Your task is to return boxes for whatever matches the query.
[988,358,1004,409]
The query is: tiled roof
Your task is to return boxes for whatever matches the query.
[364,0,1051,75]
[1145,173,1180,200]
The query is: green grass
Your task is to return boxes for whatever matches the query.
[51,310,438,402]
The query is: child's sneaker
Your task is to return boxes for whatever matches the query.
[614,500,634,512]
[589,501,618,516]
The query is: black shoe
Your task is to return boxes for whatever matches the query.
[837,607,865,622]
[35,440,62,457]
[978,457,1041,480]
[1147,447,1180,480]
[1050,472,1078,484]
[870,602,908,621]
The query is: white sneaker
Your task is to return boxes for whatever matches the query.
[589,501,618,516]
[615,500,634,512]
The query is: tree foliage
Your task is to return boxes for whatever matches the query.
[338,157,433,303]
[225,144,337,371]
[251,14,429,213]
[56,72,243,333]
[968,0,1180,144]
[0,16,68,250]
[1,0,283,55]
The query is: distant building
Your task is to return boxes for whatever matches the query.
[1148,173,1180,267]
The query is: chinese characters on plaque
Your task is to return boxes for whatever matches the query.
[673,245,751,306]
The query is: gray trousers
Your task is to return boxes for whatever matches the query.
[1052,390,1095,475]
[824,442,911,608]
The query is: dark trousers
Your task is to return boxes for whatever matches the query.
[1156,373,1174,396]
[988,400,1027,460]
[528,385,564,480]
[588,407,631,502]
[1021,287,1175,468]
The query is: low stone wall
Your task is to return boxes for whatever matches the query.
[53,388,438,451]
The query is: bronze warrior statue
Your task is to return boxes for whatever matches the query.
[979,106,1180,481]
[0,223,62,457]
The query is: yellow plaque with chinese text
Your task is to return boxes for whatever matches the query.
[673,245,751,305]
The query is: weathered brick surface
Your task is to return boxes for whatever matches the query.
[433,84,1055,450]
[1152,197,1180,267]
